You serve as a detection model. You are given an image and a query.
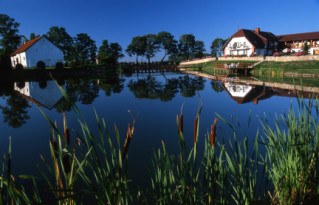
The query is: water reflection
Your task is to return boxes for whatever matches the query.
[0,93,30,128]
[2,72,319,128]
[128,74,205,100]
[14,81,65,110]
[218,77,319,104]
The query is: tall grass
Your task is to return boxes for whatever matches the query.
[1,85,319,204]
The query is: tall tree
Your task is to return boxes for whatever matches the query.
[109,42,124,63]
[98,40,110,65]
[144,34,160,64]
[29,33,36,40]
[46,26,74,63]
[193,40,205,58]
[178,34,196,61]
[0,14,21,69]
[211,38,226,57]
[126,36,146,64]
[157,31,178,62]
[74,33,97,64]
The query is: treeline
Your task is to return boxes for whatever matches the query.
[0,13,227,69]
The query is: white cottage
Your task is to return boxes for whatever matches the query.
[10,36,63,68]
[223,28,278,57]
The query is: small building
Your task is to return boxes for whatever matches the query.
[223,28,279,57]
[10,36,64,69]
[278,32,319,55]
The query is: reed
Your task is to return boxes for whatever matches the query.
[2,81,319,204]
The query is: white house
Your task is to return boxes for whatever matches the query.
[10,36,64,68]
[224,28,278,57]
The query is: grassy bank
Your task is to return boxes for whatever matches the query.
[251,61,319,76]
[179,60,319,77]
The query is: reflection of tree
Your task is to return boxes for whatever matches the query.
[0,93,30,128]
[99,75,125,96]
[128,74,205,101]
[128,75,161,99]
[211,80,224,93]
[178,75,205,97]
[76,80,99,104]
[54,79,99,112]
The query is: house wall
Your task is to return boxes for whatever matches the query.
[25,37,63,68]
[224,37,254,56]
[11,53,27,68]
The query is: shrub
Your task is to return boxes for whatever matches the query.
[15,63,24,70]
[37,61,46,69]
[55,62,64,70]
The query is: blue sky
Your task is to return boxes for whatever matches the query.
[1,0,319,61]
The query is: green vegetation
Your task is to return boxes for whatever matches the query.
[252,61,319,76]
[1,91,319,204]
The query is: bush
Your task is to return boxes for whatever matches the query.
[273,52,280,57]
[15,63,24,70]
[37,61,45,69]
[55,62,64,70]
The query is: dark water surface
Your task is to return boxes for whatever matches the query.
[0,71,310,187]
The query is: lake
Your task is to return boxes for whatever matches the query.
[0,70,316,189]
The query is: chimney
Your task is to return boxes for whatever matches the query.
[255,27,260,34]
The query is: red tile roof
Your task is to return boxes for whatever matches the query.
[278,32,319,42]
[226,29,276,49]
[11,36,42,56]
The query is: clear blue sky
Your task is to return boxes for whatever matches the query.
[1,0,319,61]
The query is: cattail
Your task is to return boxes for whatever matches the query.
[178,114,183,135]
[194,115,199,144]
[62,154,71,175]
[64,128,70,146]
[209,118,218,147]
[122,124,134,160]
[63,112,70,146]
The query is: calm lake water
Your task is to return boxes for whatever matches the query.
[0,71,314,186]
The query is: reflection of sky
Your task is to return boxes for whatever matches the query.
[0,74,316,188]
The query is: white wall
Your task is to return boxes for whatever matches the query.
[224,37,254,56]
[11,53,27,68]
[25,37,63,68]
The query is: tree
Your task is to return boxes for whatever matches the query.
[126,36,146,64]
[178,34,196,61]
[74,33,97,64]
[303,41,309,55]
[193,40,205,58]
[157,31,178,62]
[211,38,226,57]
[98,40,123,65]
[46,26,74,63]
[98,40,110,65]
[144,34,160,64]
[29,33,37,40]
[0,14,21,69]
[109,42,124,63]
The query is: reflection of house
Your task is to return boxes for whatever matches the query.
[278,32,319,55]
[224,82,271,104]
[10,36,64,68]
[223,80,319,105]
[14,81,65,110]
[223,28,278,57]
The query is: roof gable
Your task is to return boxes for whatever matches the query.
[224,29,278,49]
[11,36,42,56]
